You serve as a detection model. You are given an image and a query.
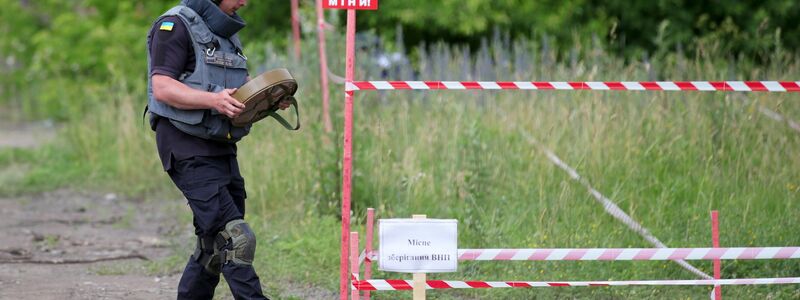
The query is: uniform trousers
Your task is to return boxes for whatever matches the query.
[168,155,267,300]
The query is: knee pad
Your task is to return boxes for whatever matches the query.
[192,220,256,274]
[219,219,257,266]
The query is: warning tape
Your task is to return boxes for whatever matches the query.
[329,69,347,84]
[345,81,800,92]
[358,249,371,266]
[353,278,800,290]
[458,247,800,261]
[359,247,799,262]
[350,273,359,292]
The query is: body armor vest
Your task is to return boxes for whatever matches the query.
[147,5,250,143]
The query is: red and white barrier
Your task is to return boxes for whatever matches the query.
[457,247,800,261]
[326,0,800,294]
[356,207,800,298]
[359,247,800,263]
[345,81,800,92]
[353,278,800,291]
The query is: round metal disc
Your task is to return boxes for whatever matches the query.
[231,68,298,127]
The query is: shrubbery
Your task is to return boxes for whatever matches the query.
[1,0,797,120]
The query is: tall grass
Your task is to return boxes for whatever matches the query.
[9,29,799,299]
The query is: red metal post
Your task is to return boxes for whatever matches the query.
[364,208,375,300]
[290,0,301,60]
[350,232,360,300]
[339,9,357,300]
[712,210,722,300]
[315,0,333,133]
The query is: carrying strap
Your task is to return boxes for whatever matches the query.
[262,82,300,130]
[142,105,149,127]
[265,96,300,130]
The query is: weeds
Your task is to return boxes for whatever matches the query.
[3,30,798,298]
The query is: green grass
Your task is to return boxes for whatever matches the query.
[2,37,799,299]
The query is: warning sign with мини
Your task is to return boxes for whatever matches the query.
[323,0,378,10]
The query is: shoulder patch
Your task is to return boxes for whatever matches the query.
[159,21,175,31]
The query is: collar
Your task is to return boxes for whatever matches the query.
[182,0,245,38]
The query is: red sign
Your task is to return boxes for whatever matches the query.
[323,0,378,10]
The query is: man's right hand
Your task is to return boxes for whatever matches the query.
[212,88,245,118]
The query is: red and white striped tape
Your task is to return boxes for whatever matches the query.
[350,273,360,291]
[360,247,799,262]
[358,249,371,266]
[458,247,800,261]
[353,278,800,290]
[345,81,800,92]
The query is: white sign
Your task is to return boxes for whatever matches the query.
[378,219,458,273]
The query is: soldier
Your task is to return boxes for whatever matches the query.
[147,0,286,298]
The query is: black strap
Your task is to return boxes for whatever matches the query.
[228,37,244,57]
[262,84,300,131]
[202,38,220,51]
[141,105,149,127]
[193,236,222,274]
[200,235,217,250]
[267,96,300,130]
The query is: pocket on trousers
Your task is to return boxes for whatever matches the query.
[182,183,220,202]
[181,183,222,236]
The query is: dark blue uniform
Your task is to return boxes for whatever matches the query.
[148,14,266,300]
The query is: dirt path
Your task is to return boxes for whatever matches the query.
[0,116,186,299]
[0,189,184,299]
[0,119,56,149]
[0,116,335,299]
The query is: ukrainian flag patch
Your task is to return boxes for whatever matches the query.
[159,21,174,31]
